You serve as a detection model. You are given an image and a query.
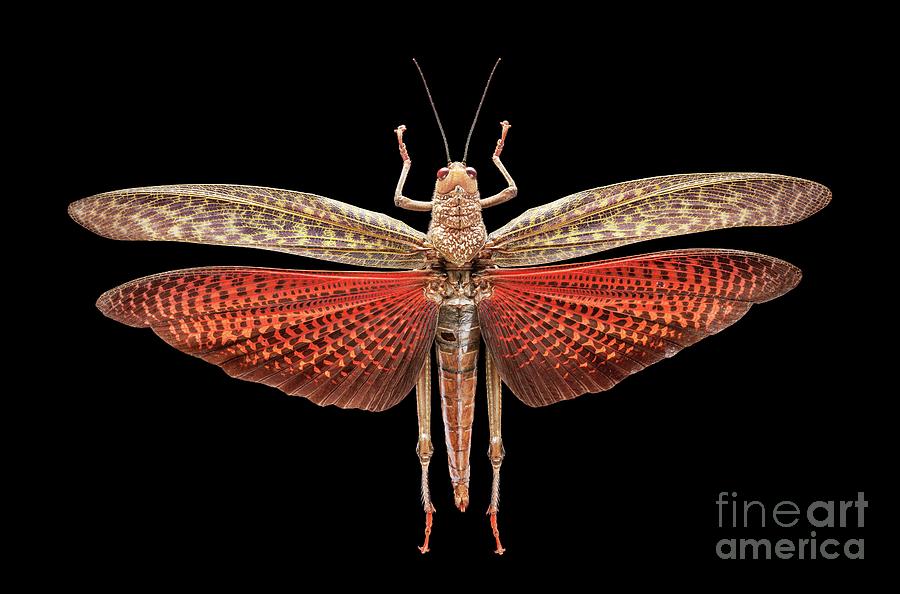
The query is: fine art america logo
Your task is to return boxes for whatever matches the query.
[716,492,866,560]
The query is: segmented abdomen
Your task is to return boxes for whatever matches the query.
[435,302,481,509]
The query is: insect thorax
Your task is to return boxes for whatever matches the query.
[428,189,487,266]
[424,268,493,306]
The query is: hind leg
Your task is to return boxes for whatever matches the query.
[416,355,436,553]
[485,351,506,555]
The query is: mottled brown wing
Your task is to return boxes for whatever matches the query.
[477,249,799,406]
[484,173,830,267]
[69,184,428,269]
[98,267,439,411]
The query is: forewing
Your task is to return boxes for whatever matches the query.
[98,267,439,411]
[477,249,799,406]
[485,173,830,267]
[69,184,428,269]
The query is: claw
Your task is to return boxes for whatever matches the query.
[418,510,433,554]
[489,510,505,555]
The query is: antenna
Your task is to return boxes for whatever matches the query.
[462,58,501,163]
[412,59,451,163]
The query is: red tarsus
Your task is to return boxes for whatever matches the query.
[493,120,511,158]
[395,125,409,163]
[418,510,433,554]
[490,512,505,555]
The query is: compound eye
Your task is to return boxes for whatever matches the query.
[465,167,477,178]
[437,167,450,180]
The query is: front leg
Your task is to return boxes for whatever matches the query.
[479,121,518,209]
[393,125,433,212]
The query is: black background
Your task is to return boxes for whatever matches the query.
[37,11,884,577]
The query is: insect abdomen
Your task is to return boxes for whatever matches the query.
[434,301,481,512]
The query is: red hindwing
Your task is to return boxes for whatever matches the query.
[98,267,439,411]
[477,249,800,406]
